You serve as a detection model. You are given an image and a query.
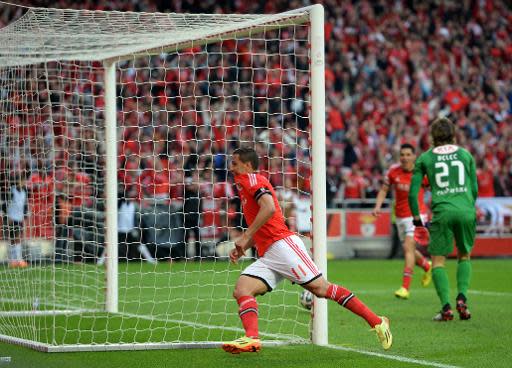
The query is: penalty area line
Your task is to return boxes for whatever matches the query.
[326,344,460,368]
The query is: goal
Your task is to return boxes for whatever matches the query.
[0,4,326,352]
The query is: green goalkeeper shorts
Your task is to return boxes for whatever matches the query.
[428,210,476,256]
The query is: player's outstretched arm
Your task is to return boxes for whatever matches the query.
[372,184,389,217]
[230,194,275,263]
[244,194,276,239]
[408,161,424,218]
[408,158,429,246]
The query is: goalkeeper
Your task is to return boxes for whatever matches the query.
[408,117,477,321]
[222,147,392,354]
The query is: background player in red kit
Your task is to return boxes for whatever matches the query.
[222,147,392,354]
[373,143,432,299]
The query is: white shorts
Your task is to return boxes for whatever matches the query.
[395,214,428,243]
[242,235,322,291]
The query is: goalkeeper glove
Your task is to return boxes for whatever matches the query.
[413,218,430,246]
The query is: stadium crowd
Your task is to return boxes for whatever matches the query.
[1,0,511,258]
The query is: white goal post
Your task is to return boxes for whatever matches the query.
[0,4,326,352]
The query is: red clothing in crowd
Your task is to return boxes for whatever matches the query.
[27,172,54,238]
[477,168,495,197]
[200,181,234,241]
[344,171,367,199]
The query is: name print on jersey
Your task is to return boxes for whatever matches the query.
[432,146,467,196]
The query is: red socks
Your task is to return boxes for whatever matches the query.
[237,296,259,338]
[402,267,413,289]
[238,286,385,334]
[326,284,381,327]
[417,257,431,272]
[402,258,430,289]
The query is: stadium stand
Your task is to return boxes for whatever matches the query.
[0,0,511,260]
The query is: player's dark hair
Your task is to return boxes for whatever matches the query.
[233,147,259,170]
[400,143,415,153]
[431,117,455,147]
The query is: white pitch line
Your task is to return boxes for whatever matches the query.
[326,344,461,368]
[355,289,512,297]
[468,290,512,297]
[117,310,304,342]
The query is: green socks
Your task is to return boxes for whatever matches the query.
[432,261,471,308]
[457,259,472,298]
[432,267,450,307]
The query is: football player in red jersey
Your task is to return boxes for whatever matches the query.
[373,143,432,300]
[221,147,392,354]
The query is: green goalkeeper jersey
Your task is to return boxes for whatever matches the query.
[409,144,478,216]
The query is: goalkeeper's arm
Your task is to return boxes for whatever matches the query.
[408,163,424,220]
[408,160,429,246]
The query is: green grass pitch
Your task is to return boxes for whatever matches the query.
[0,258,511,368]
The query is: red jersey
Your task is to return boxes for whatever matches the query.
[344,172,367,199]
[27,172,54,238]
[200,181,234,240]
[476,169,495,197]
[138,169,170,200]
[385,164,428,218]
[235,173,294,256]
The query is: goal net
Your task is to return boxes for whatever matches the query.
[0,4,326,352]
